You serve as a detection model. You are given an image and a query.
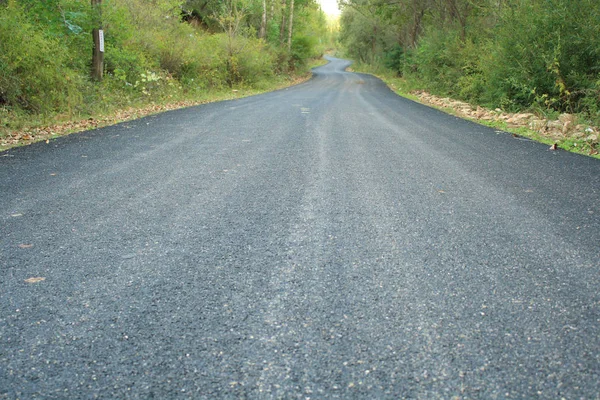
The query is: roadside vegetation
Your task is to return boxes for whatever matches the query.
[0,0,333,150]
[338,0,600,157]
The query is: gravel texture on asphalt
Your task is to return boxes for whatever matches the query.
[1,57,599,398]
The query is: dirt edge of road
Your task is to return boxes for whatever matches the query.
[358,71,600,159]
[0,74,312,153]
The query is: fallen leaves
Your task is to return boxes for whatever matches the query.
[1,74,313,151]
[0,101,209,150]
[24,277,45,284]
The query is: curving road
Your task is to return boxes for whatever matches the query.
[2,57,599,398]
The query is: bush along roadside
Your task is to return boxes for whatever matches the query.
[349,66,600,159]
[0,73,312,151]
[410,91,599,157]
[339,0,600,158]
[0,0,332,151]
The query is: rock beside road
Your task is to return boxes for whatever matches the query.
[412,90,599,154]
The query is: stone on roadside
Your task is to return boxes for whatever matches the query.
[512,113,535,124]
[562,120,573,134]
[559,113,575,124]
[530,119,547,132]
[547,120,564,137]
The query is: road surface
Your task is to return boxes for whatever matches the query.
[2,57,599,398]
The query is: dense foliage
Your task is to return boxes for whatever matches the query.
[0,0,329,125]
[339,0,600,120]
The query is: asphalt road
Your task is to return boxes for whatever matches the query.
[2,57,599,398]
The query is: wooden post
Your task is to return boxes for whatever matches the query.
[91,0,103,81]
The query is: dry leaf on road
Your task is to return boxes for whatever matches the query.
[24,277,45,283]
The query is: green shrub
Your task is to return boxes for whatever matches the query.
[235,37,275,84]
[411,29,463,95]
[0,0,329,136]
[483,0,600,113]
[290,35,315,68]
[0,1,84,114]
[383,44,404,75]
[104,45,148,84]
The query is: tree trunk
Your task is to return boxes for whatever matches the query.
[287,0,294,52]
[91,0,103,81]
[371,25,377,63]
[446,0,467,41]
[280,0,286,43]
[259,0,267,39]
[409,9,424,48]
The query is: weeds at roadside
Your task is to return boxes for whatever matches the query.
[0,72,313,152]
[352,65,600,159]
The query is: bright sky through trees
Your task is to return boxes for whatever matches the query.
[318,0,340,16]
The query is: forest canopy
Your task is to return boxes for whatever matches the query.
[339,0,600,119]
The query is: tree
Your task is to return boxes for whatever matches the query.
[279,0,287,43]
[287,0,294,50]
[259,0,267,38]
